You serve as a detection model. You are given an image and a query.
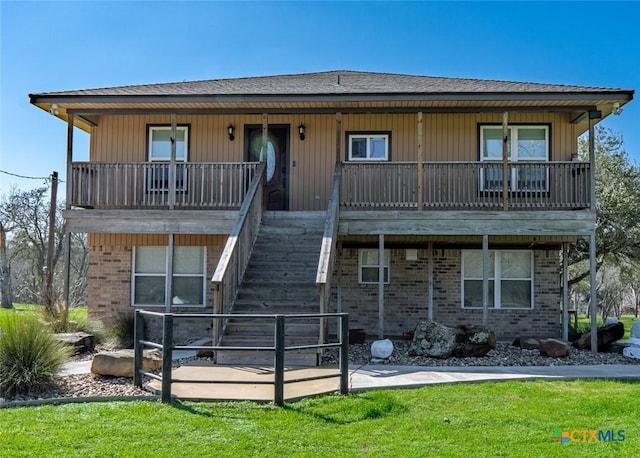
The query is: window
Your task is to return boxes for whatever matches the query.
[348,134,389,161]
[462,250,533,309]
[147,126,189,191]
[132,246,205,307]
[480,125,549,191]
[359,249,390,284]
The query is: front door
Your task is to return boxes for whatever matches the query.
[245,125,289,210]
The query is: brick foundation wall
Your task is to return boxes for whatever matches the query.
[331,247,561,340]
[87,243,222,341]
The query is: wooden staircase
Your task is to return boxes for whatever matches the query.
[216,212,324,366]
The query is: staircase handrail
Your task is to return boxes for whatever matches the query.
[211,162,266,343]
[316,162,342,343]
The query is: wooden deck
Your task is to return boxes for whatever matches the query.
[147,363,341,402]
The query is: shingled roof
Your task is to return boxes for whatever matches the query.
[31,70,631,97]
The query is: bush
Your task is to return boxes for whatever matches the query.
[0,314,71,398]
[110,312,136,349]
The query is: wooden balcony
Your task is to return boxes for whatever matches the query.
[70,162,259,209]
[341,161,591,210]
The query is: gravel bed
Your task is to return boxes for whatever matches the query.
[2,340,637,405]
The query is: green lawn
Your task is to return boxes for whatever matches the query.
[0,380,638,457]
[0,303,87,323]
[577,315,638,342]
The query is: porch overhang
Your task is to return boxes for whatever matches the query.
[338,210,596,237]
[63,209,238,234]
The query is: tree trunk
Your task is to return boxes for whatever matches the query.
[0,222,14,308]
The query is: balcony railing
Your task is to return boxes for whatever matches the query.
[341,161,591,210]
[70,162,259,209]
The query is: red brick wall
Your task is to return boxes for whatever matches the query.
[331,247,561,340]
[87,242,222,340]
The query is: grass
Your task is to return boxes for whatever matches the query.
[0,380,638,457]
[576,315,638,342]
[0,303,88,323]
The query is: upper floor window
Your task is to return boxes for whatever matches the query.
[148,126,189,162]
[147,126,189,191]
[480,125,549,191]
[348,133,389,161]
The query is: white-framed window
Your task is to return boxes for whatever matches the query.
[480,125,549,191]
[348,134,389,161]
[147,126,189,191]
[359,249,390,284]
[461,250,533,309]
[132,246,205,307]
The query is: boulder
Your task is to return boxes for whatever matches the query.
[539,338,571,357]
[452,325,496,357]
[91,349,162,377]
[409,321,457,358]
[577,322,625,351]
[196,340,214,358]
[626,321,640,347]
[512,336,540,350]
[56,332,95,354]
[371,339,394,360]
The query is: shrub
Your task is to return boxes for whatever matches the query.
[110,312,136,349]
[0,314,71,398]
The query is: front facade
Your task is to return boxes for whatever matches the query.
[30,71,633,343]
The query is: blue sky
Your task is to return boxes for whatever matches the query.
[1,1,638,196]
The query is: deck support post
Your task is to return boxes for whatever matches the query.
[589,231,598,353]
[562,243,569,342]
[165,234,174,313]
[337,241,343,313]
[378,234,385,339]
[417,112,424,210]
[262,113,269,163]
[482,235,489,327]
[427,242,434,322]
[274,315,285,406]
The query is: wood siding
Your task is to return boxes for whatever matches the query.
[89,112,578,211]
[88,233,227,248]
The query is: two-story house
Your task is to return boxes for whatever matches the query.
[30,71,633,359]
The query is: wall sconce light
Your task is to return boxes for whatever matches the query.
[227,124,235,141]
[298,124,306,141]
[49,104,59,116]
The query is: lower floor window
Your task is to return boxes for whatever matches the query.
[132,246,205,307]
[462,250,533,309]
[359,249,390,284]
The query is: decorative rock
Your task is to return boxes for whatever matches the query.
[539,338,571,357]
[577,322,625,351]
[91,349,162,377]
[512,337,540,350]
[371,339,394,360]
[452,325,496,357]
[195,340,214,358]
[409,321,457,358]
[56,332,96,354]
[626,321,640,347]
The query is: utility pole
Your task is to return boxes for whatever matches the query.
[45,171,58,312]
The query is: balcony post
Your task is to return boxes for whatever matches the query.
[261,113,269,162]
[417,112,424,210]
[63,113,74,312]
[502,112,509,211]
[169,113,177,209]
[335,112,342,163]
